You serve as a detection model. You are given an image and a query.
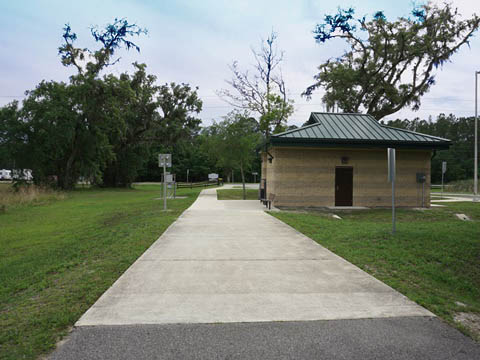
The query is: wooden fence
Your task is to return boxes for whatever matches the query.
[176,181,222,189]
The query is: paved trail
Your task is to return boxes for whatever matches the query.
[51,186,480,359]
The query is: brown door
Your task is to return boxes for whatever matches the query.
[335,167,353,206]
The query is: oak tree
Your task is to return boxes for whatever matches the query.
[304,2,480,119]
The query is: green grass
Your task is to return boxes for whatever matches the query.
[0,184,201,360]
[0,183,66,211]
[431,188,471,194]
[217,188,258,200]
[270,203,480,340]
[431,179,475,193]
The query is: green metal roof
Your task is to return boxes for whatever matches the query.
[270,112,451,149]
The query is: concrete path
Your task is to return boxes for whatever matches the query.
[76,186,431,326]
[50,185,480,359]
[431,196,476,202]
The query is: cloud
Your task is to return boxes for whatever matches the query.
[1,0,479,126]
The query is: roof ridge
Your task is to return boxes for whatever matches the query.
[381,124,451,142]
[272,122,322,137]
[272,112,451,147]
[311,111,371,116]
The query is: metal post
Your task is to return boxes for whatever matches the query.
[388,148,396,234]
[163,162,167,211]
[475,71,479,202]
[187,169,189,183]
[422,181,425,207]
[392,178,396,234]
[441,170,444,200]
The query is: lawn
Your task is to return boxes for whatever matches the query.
[0,184,201,360]
[270,203,480,340]
[217,188,258,200]
[431,188,471,194]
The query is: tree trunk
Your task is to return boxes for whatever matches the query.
[240,163,246,200]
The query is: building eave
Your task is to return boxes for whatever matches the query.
[269,137,451,150]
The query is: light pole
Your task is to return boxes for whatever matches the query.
[475,71,479,202]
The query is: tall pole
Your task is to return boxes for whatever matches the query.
[392,177,396,234]
[475,71,479,202]
[441,170,444,200]
[388,148,396,234]
[163,162,167,211]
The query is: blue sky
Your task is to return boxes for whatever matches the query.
[1,0,479,126]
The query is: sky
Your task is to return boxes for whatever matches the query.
[1,0,479,127]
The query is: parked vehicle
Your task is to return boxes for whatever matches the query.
[12,169,33,181]
[0,169,12,180]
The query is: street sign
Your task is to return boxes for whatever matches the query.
[158,154,172,168]
[164,174,174,183]
[387,148,396,234]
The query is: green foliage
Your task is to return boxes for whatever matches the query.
[100,65,201,187]
[383,114,475,183]
[202,112,262,197]
[0,20,202,189]
[259,93,294,134]
[305,2,480,119]
[0,101,22,169]
[217,188,258,200]
[23,79,115,188]
[442,179,475,193]
[138,136,215,183]
[58,19,147,76]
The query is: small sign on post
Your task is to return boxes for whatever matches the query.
[388,148,396,234]
[158,154,172,211]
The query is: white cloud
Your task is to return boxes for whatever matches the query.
[1,0,479,126]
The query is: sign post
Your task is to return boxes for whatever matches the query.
[158,154,172,211]
[441,161,447,199]
[252,171,258,183]
[186,169,190,183]
[388,148,396,234]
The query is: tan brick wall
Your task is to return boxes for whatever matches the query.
[262,147,431,208]
[261,152,267,183]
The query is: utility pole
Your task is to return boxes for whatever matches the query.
[475,71,479,202]
[388,148,396,234]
